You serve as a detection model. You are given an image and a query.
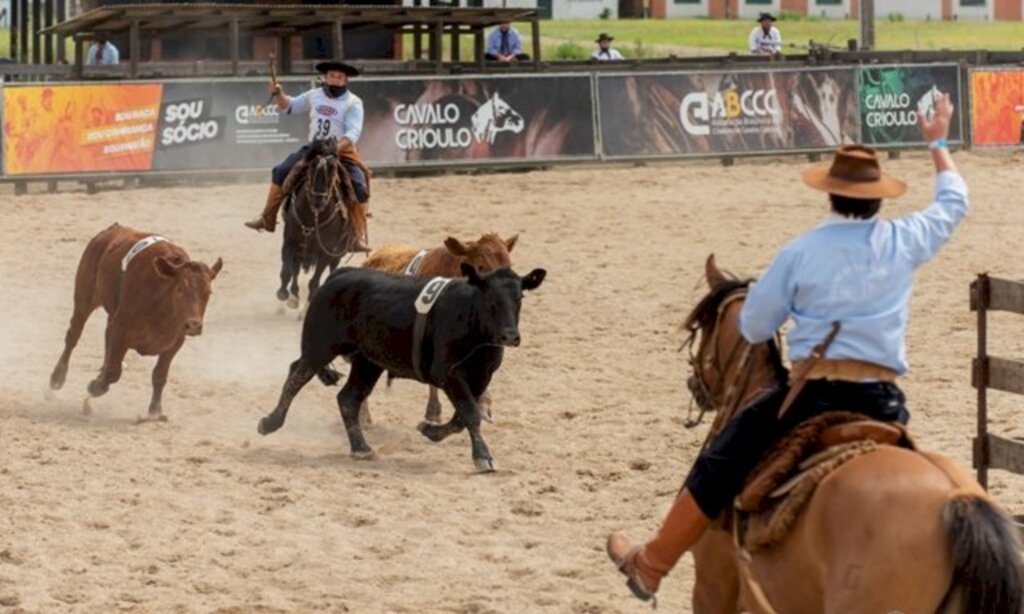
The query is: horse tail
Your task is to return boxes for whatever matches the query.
[941,491,1024,613]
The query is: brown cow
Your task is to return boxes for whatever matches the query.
[361,232,518,424]
[49,223,222,421]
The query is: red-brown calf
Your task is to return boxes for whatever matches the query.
[50,223,222,420]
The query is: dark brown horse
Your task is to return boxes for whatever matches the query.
[681,255,1023,613]
[278,138,362,309]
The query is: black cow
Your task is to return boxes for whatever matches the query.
[257,262,546,472]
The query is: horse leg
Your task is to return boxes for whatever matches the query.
[288,262,301,309]
[337,356,383,460]
[50,297,97,390]
[442,380,494,473]
[277,240,293,303]
[308,259,327,303]
[423,385,444,424]
[143,339,183,422]
[257,358,318,435]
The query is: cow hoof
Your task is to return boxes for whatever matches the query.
[257,416,280,435]
[417,421,445,443]
[276,288,289,302]
[87,380,108,397]
[82,397,93,415]
[286,296,299,310]
[49,369,66,391]
[474,458,496,473]
[136,413,168,424]
[351,450,377,461]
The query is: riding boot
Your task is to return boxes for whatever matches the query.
[347,202,371,252]
[245,184,285,233]
[606,489,712,602]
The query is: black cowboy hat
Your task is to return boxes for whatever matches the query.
[595,32,614,42]
[315,60,360,77]
[757,12,777,22]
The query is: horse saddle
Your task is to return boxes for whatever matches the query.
[734,411,915,553]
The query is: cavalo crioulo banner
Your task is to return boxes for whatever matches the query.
[2,84,163,176]
[858,64,963,147]
[970,69,1024,147]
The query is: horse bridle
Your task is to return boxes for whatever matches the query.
[684,289,783,439]
[291,155,358,258]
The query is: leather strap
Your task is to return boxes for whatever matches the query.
[777,321,840,419]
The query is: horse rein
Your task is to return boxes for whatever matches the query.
[292,156,360,259]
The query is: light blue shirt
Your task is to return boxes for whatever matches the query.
[739,171,969,374]
[486,27,524,57]
[85,42,119,66]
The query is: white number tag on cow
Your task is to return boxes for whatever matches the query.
[404,249,429,276]
[414,277,453,315]
[122,236,169,272]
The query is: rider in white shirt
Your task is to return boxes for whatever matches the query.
[592,33,623,61]
[749,12,782,56]
[245,60,370,250]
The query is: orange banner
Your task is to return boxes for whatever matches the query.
[970,70,1024,147]
[2,84,163,175]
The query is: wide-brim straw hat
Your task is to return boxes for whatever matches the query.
[801,145,907,199]
[315,60,360,77]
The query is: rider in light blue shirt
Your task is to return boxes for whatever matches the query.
[607,94,967,604]
[740,169,968,374]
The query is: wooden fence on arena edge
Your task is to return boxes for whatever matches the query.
[970,273,1024,538]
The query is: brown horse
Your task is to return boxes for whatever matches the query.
[681,255,1023,614]
[360,233,518,424]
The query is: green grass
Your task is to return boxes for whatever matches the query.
[402,18,1024,61]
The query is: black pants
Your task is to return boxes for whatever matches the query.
[685,380,909,518]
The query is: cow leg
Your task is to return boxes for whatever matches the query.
[423,385,444,424]
[338,357,383,460]
[144,339,183,422]
[50,303,96,390]
[257,358,317,435]
[417,412,466,443]
[358,398,373,428]
[444,381,495,473]
[87,322,128,398]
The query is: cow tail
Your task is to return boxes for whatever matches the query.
[941,492,1024,613]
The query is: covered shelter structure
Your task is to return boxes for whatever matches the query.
[39,3,541,78]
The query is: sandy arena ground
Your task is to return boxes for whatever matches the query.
[1,151,1023,613]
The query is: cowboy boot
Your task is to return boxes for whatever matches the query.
[245,184,285,233]
[606,489,712,602]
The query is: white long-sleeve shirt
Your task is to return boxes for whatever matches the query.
[749,26,782,54]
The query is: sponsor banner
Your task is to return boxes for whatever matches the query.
[597,68,859,158]
[356,75,596,165]
[859,64,962,146]
[0,81,4,178]
[970,69,1024,147]
[2,83,163,176]
[152,80,307,171]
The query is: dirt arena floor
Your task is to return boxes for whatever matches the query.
[1,151,1023,613]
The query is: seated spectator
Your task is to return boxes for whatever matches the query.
[485,22,530,62]
[748,12,782,56]
[86,35,120,66]
[592,33,623,61]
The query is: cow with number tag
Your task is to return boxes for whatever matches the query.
[256,263,545,472]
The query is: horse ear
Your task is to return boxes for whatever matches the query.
[445,237,469,257]
[461,261,482,285]
[210,257,223,279]
[154,256,181,278]
[521,268,546,292]
[504,234,519,253]
[705,254,727,289]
